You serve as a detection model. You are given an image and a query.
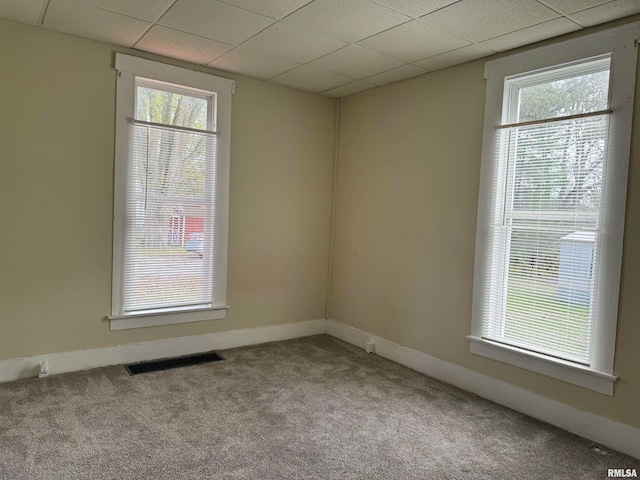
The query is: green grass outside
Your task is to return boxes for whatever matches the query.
[503,276,591,359]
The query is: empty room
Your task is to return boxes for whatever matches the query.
[1,0,640,478]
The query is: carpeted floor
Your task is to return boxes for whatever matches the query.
[0,335,638,479]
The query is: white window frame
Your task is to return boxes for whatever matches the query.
[109,54,234,331]
[469,24,639,395]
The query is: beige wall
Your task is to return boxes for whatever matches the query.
[330,17,640,428]
[2,12,639,431]
[0,19,335,360]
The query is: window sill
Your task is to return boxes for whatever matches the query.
[466,336,616,395]
[109,305,229,331]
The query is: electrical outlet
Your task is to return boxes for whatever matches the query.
[39,360,49,378]
[365,341,374,354]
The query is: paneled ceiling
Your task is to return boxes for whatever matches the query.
[1,0,638,97]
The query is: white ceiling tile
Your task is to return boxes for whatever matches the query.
[323,81,377,97]
[283,0,411,43]
[134,26,233,65]
[209,47,299,79]
[270,65,353,92]
[570,0,640,27]
[357,19,469,62]
[479,17,581,52]
[421,0,559,42]
[540,0,610,14]
[9,0,635,99]
[73,0,174,22]
[308,45,404,79]
[372,0,459,18]
[0,0,44,25]
[218,0,312,19]
[364,64,427,85]
[414,43,495,70]
[241,22,347,63]
[43,0,150,47]
[159,0,274,45]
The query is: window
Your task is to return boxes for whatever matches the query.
[110,54,234,330]
[470,24,638,394]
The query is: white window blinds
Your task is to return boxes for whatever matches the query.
[111,54,233,330]
[122,79,218,315]
[480,58,611,365]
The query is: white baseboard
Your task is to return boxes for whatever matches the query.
[3,317,638,459]
[0,319,327,383]
[326,319,640,460]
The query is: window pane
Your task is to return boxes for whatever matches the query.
[130,124,211,199]
[124,199,212,312]
[485,93,610,364]
[136,85,208,129]
[124,122,216,313]
[508,115,608,214]
[518,68,609,122]
[503,225,595,363]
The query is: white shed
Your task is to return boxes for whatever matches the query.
[556,231,596,306]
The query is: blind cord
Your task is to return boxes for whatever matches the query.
[144,125,150,211]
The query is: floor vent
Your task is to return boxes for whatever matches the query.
[124,352,224,376]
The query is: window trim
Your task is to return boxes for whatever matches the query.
[110,54,234,330]
[470,23,639,395]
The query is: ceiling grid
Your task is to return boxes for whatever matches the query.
[0,0,638,97]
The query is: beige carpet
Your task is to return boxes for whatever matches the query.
[0,335,638,479]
